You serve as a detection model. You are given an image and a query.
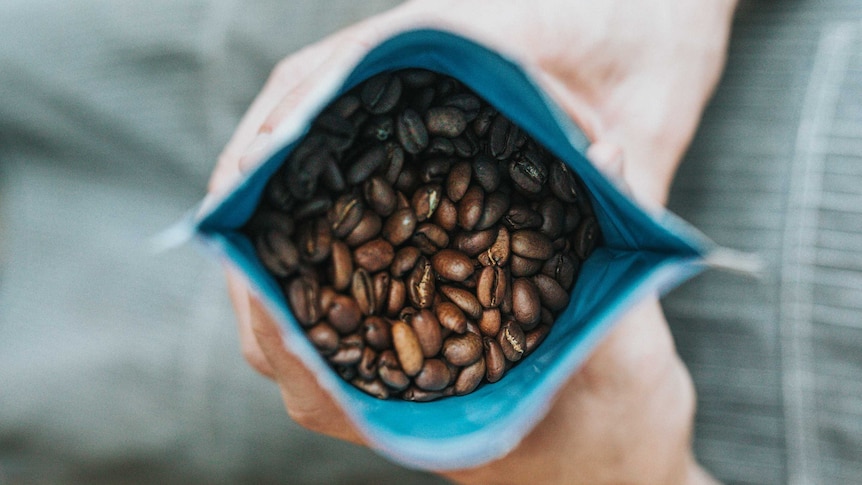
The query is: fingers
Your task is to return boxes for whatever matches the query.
[225,266,275,379]
[246,294,365,445]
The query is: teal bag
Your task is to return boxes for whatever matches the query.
[184,29,749,470]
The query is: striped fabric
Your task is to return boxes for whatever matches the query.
[666,2,862,483]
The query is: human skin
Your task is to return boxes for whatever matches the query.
[209,1,737,483]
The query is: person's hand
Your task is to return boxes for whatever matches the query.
[210,1,736,483]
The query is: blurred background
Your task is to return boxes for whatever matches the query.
[1,1,860,484]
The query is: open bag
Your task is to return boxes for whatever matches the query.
[179,29,751,470]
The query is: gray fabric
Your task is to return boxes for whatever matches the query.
[2,0,862,484]
[665,1,862,484]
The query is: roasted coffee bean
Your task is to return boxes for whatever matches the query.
[385,278,407,318]
[286,276,321,326]
[446,160,472,202]
[412,184,443,222]
[327,294,363,334]
[454,357,486,395]
[407,257,435,309]
[362,316,391,351]
[503,204,543,230]
[574,217,599,259]
[294,195,333,221]
[347,144,387,185]
[297,218,332,263]
[329,334,364,366]
[425,106,467,138]
[512,277,542,328]
[351,268,376,316]
[478,226,510,267]
[352,377,390,399]
[442,93,481,121]
[477,266,507,309]
[525,325,551,355]
[431,249,474,282]
[361,72,402,114]
[412,223,449,255]
[479,308,502,337]
[439,285,483,320]
[411,309,443,357]
[509,151,548,194]
[453,228,496,257]
[357,347,379,381]
[511,230,554,260]
[307,321,339,355]
[538,197,565,239]
[392,320,424,376]
[329,241,353,291]
[471,154,500,192]
[427,137,455,156]
[542,252,578,290]
[378,350,410,391]
[489,115,519,160]
[458,185,484,230]
[363,176,397,217]
[435,302,468,334]
[255,228,300,278]
[415,358,451,391]
[432,196,459,232]
[353,238,395,273]
[382,142,405,185]
[343,211,382,247]
[396,108,428,154]
[475,191,509,231]
[442,332,483,366]
[484,337,506,383]
[382,208,417,246]
[532,274,569,311]
[498,320,526,362]
[402,387,443,402]
[549,159,579,203]
[328,193,364,239]
[246,69,605,401]
[391,246,421,278]
[372,272,391,311]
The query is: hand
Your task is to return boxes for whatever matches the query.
[211,1,736,483]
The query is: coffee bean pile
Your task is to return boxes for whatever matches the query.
[243,69,600,401]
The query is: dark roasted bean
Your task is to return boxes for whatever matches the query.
[446,160,472,202]
[431,249,474,282]
[484,337,506,383]
[378,350,410,391]
[361,72,402,114]
[509,149,548,194]
[439,285,484,320]
[363,176,397,217]
[532,274,570,311]
[411,309,443,358]
[328,334,364,366]
[477,265,507,309]
[442,332,483,366]
[362,316,391,351]
[512,277,542,328]
[574,217,599,259]
[353,238,394,273]
[435,302,468,334]
[471,154,500,192]
[392,320,424,376]
[475,191,509,230]
[357,347,379,381]
[347,144,387,186]
[396,108,429,154]
[327,294,362,334]
[328,193,364,239]
[352,377,390,399]
[411,223,449,255]
[498,320,526,362]
[382,208,417,246]
[458,185,484,230]
[432,196,459,232]
[479,308,502,337]
[307,321,339,355]
[415,358,451,391]
[343,210,381,247]
[454,357,486,395]
[351,268,376,316]
[425,106,467,138]
[503,204,543,230]
[390,246,421,278]
[329,241,353,291]
[511,230,554,260]
[407,257,435,309]
[286,276,321,327]
[549,159,579,203]
[412,184,443,222]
